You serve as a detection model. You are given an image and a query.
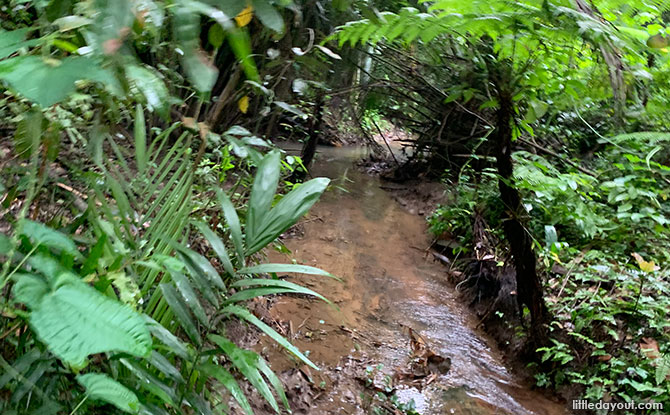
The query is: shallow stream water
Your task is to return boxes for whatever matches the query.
[263,145,567,415]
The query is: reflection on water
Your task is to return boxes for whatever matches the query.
[271,145,566,415]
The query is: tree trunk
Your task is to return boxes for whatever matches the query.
[292,96,325,181]
[494,88,549,346]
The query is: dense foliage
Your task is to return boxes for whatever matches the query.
[2,0,670,414]
[0,1,343,414]
[335,0,670,413]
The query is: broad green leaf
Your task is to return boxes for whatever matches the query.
[120,358,177,406]
[251,0,284,33]
[198,363,253,415]
[226,27,259,81]
[0,28,40,59]
[52,15,92,32]
[237,263,337,279]
[12,273,48,309]
[193,221,235,276]
[77,373,139,413]
[125,64,170,118]
[12,110,42,159]
[30,276,152,367]
[230,278,331,304]
[208,23,225,48]
[216,188,244,264]
[246,178,329,255]
[177,246,225,290]
[173,5,219,93]
[215,0,246,17]
[208,334,279,412]
[246,151,281,248]
[27,252,67,281]
[148,351,184,383]
[165,267,209,326]
[183,49,219,94]
[222,305,318,370]
[0,56,111,107]
[18,219,83,260]
[0,28,30,49]
[143,315,190,360]
[0,232,12,255]
[274,101,307,118]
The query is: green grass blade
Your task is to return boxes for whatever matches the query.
[230,278,331,304]
[198,363,253,415]
[159,283,201,345]
[192,221,235,277]
[222,305,318,370]
[208,334,279,413]
[216,189,244,264]
[135,104,146,174]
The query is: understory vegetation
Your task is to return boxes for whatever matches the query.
[1,0,670,414]
[334,0,670,413]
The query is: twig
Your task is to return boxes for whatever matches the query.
[370,117,400,167]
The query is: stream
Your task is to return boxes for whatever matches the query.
[261,145,568,415]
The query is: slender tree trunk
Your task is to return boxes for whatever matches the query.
[493,85,549,346]
[292,96,325,181]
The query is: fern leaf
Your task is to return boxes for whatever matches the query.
[29,274,151,368]
[77,373,139,414]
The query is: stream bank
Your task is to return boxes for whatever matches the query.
[254,146,567,415]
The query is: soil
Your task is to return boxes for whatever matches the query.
[242,145,568,415]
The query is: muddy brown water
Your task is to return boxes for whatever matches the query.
[259,146,567,415]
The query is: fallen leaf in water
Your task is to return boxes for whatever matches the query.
[398,326,451,384]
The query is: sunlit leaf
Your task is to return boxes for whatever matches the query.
[238,95,250,113]
[235,5,254,27]
[632,253,659,272]
[208,23,225,48]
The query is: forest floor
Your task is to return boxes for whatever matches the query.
[242,145,568,415]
